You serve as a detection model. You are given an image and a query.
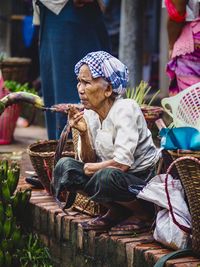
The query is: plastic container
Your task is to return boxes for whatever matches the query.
[0,88,21,145]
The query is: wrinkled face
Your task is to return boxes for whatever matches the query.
[77,64,111,111]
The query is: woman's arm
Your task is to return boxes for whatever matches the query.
[84,159,130,176]
[68,105,96,162]
[79,130,96,163]
[166,0,187,52]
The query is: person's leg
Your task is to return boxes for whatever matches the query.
[117,199,155,220]
[81,167,155,229]
[81,168,139,228]
[53,157,90,206]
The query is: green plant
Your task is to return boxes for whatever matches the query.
[19,233,53,267]
[4,80,38,95]
[125,80,160,106]
[0,159,32,267]
[0,159,53,267]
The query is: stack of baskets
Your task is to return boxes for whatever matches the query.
[166,150,200,256]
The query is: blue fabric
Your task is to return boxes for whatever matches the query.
[23,16,35,48]
[160,127,200,150]
[74,51,129,96]
[38,0,110,139]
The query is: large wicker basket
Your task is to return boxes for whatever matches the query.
[27,140,75,193]
[167,150,200,256]
[0,57,31,83]
[27,136,103,216]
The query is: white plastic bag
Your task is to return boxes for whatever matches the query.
[153,209,190,250]
[137,174,191,249]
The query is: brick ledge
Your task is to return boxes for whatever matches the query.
[19,179,200,267]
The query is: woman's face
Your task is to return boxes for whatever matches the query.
[77,64,111,111]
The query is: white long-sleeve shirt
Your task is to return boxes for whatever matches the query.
[78,98,159,172]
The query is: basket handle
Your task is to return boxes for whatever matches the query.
[164,156,200,234]
[161,97,174,118]
[54,118,71,166]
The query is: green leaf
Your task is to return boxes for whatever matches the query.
[4,80,38,95]
[125,80,160,106]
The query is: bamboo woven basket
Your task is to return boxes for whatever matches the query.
[72,194,104,216]
[167,150,200,256]
[0,57,31,83]
[141,105,163,130]
[28,130,103,216]
[27,140,75,193]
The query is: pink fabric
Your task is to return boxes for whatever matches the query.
[172,18,200,58]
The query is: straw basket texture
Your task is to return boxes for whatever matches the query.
[27,140,75,193]
[0,57,31,83]
[72,194,104,216]
[167,150,200,256]
[141,105,163,130]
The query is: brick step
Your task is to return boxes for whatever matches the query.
[20,182,200,267]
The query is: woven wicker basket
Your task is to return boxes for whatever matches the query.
[73,194,105,216]
[27,134,103,216]
[167,150,200,256]
[0,57,31,83]
[141,105,163,130]
[27,140,75,193]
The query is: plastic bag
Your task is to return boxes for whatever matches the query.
[159,127,200,150]
[154,209,190,250]
[137,174,191,250]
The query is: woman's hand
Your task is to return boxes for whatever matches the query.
[84,163,98,176]
[68,105,87,134]
[73,0,94,8]
[83,160,130,176]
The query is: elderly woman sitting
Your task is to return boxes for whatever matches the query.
[53,51,159,231]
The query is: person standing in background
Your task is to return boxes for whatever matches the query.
[32,0,110,139]
[103,0,121,58]
[163,0,200,96]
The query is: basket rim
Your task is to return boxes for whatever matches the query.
[27,139,74,157]
[141,105,163,112]
[0,57,31,65]
[168,149,200,157]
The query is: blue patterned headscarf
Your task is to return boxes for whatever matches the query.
[74,51,129,96]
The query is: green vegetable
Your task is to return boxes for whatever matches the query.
[4,80,38,95]
[125,80,160,106]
